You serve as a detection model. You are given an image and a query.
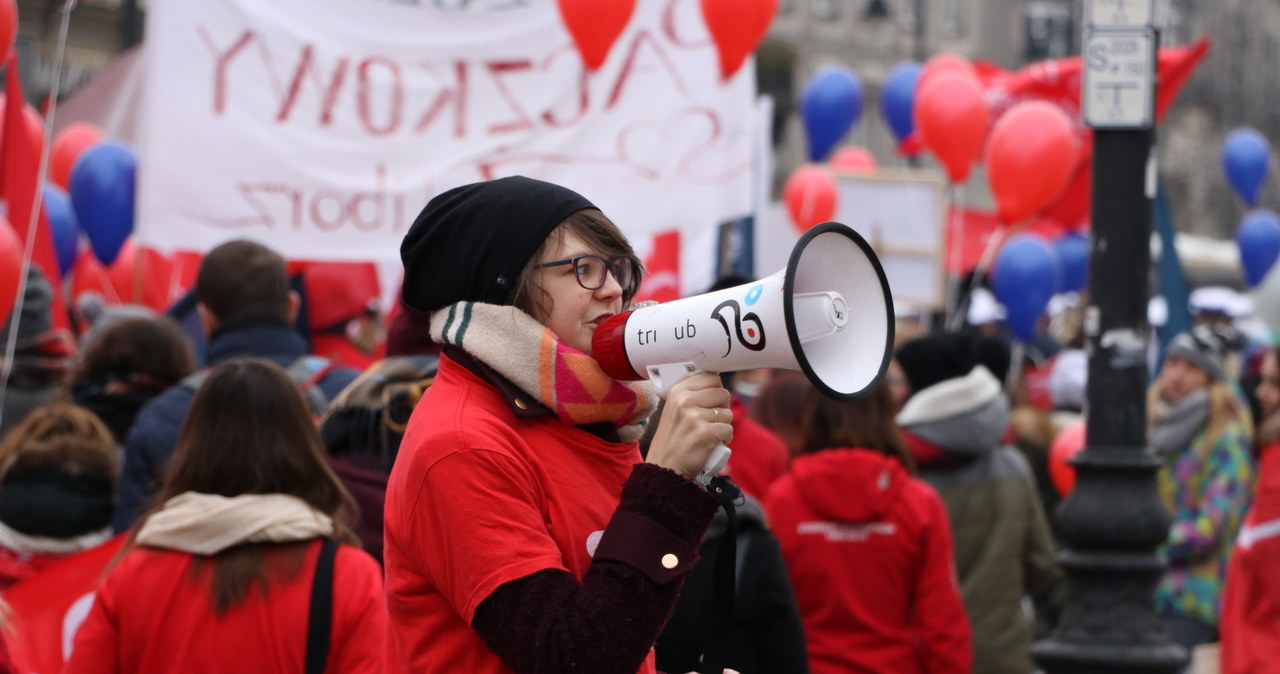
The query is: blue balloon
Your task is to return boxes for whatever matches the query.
[801,66,863,162]
[42,184,79,277]
[69,140,136,267]
[879,61,920,143]
[1237,209,1280,287]
[992,234,1060,342]
[1222,128,1271,207]
[1053,231,1089,293]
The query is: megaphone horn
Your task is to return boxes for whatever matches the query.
[593,222,895,473]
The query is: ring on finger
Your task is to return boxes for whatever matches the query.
[712,408,721,424]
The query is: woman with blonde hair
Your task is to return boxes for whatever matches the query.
[65,358,384,673]
[1147,326,1254,653]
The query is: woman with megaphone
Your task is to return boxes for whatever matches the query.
[386,176,736,674]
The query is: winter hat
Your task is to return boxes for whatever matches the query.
[895,332,1011,394]
[0,403,118,539]
[1165,326,1230,381]
[400,176,597,313]
[3,266,55,352]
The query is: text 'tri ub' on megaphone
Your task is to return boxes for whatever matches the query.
[592,222,895,476]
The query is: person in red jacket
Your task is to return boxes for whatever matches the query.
[764,380,972,674]
[1221,343,1280,672]
[64,359,385,673]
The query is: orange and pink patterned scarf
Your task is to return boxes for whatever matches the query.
[430,302,657,442]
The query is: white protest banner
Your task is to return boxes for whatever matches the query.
[137,0,755,295]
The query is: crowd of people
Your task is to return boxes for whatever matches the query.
[0,175,1274,673]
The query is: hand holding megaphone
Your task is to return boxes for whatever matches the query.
[642,371,735,480]
[594,223,895,477]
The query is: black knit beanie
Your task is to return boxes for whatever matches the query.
[895,332,1011,394]
[399,176,596,313]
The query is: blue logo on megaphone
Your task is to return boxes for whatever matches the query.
[744,284,764,306]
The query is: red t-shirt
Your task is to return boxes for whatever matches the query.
[383,356,655,674]
[63,540,385,673]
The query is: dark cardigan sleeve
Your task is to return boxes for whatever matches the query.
[472,462,719,674]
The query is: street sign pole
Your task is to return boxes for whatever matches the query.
[1031,1,1188,672]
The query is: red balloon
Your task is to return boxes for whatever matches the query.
[915,72,988,184]
[1049,420,1085,497]
[50,123,103,191]
[919,53,977,93]
[985,101,1079,225]
[106,239,175,312]
[784,165,837,233]
[0,218,21,322]
[830,146,878,173]
[700,0,778,80]
[0,94,47,167]
[556,0,636,71]
[0,0,14,67]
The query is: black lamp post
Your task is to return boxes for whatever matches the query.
[1031,6,1187,671]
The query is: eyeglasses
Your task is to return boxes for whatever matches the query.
[534,254,635,296]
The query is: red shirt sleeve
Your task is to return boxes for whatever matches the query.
[912,484,973,674]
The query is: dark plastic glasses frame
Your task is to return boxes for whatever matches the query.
[533,254,635,294]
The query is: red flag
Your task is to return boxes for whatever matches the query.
[0,53,68,329]
[3,535,126,673]
[633,230,680,304]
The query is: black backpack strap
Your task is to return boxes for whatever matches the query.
[306,538,338,674]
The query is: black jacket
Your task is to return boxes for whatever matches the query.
[656,494,809,674]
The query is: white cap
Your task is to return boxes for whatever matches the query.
[967,287,1006,325]
[1190,286,1251,318]
[1148,296,1168,327]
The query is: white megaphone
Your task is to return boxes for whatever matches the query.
[593,222,895,476]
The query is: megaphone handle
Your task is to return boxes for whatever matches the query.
[646,362,732,477]
[704,443,731,477]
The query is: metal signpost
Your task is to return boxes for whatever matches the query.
[1031,1,1188,672]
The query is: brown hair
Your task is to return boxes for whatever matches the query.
[132,358,357,613]
[797,381,916,473]
[750,373,811,454]
[196,240,292,324]
[511,209,643,322]
[0,402,118,484]
[76,315,196,386]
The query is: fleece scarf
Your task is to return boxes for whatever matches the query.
[430,301,657,443]
[136,493,334,556]
[1150,389,1210,458]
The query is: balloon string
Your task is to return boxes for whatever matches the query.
[0,0,77,430]
[944,182,963,330]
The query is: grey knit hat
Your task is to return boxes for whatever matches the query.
[1164,326,1229,382]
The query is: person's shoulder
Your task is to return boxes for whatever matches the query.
[128,383,197,438]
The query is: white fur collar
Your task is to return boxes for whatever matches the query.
[896,366,1003,426]
[0,519,112,556]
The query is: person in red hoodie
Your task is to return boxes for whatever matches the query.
[764,380,972,674]
[1220,342,1280,672]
